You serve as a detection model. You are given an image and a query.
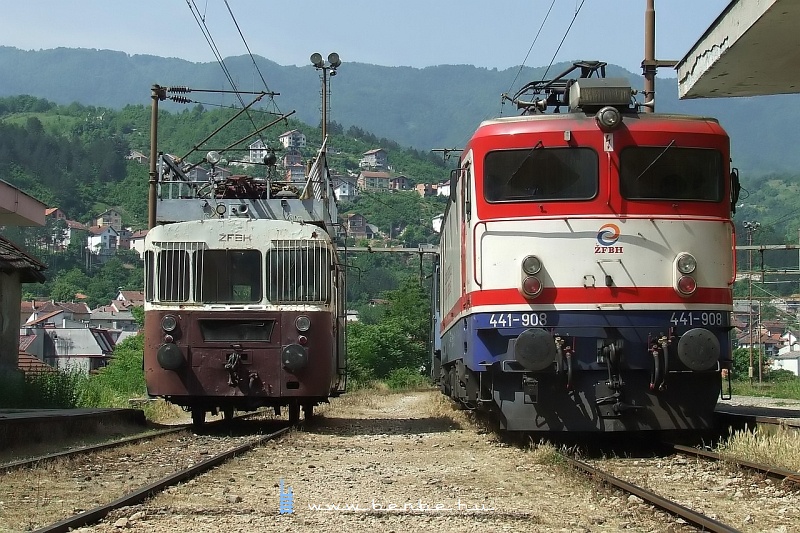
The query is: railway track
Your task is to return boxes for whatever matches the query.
[564,439,800,533]
[0,417,292,532]
[0,426,186,474]
[563,454,740,532]
[33,424,292,533]
[670,442,800,485]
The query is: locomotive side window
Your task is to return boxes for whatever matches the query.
[620,147,723,201]
[266,244,331,304]
[194,249,262,303]
[157,250,190,302]
[484,147,598,202]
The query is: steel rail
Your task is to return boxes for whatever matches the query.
[563,455,741,533]
[0,426,186,474]
[671,443,800,485]
[32,424,293,533]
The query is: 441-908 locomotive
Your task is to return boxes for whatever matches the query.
[432,62,739,433]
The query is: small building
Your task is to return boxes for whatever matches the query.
[360,149,388,170]
[0,235,47,374]
[90,305,138,332]
[126,150,149,165]
[115,290,145,309]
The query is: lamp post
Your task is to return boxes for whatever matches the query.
[310,52,341,141]
[743,220,760,385]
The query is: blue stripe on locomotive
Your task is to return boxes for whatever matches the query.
[441,310,731,373]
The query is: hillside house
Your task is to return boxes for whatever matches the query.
[126,150,149,165]
[283,150,303,167]
[390,176,410,191]
[333,177,358,202]
[286,163,306,182]
[279,130,306,150]
[129,229,148,258]
[358,171,391,192]
[343,213,379,240]
[87,225,119,256]
[93,208,123,232]
[773,331,800,375]
[249,139,269,164]
[360,149,388,170]
[115,290,145,309]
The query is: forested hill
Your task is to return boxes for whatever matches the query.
[1,45,798,174]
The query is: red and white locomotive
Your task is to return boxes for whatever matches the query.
[433,62,738,433]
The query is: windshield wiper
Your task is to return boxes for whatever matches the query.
[508,140,544,185]
[634,140,675,182]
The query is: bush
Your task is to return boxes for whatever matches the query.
[0,370,86,408]
[385,367,430,390]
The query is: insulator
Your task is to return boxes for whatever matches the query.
[170,96,193,104]
[167,86,191,94]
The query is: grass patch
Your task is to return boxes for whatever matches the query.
[717,425,800,472]
[731,377,800,400]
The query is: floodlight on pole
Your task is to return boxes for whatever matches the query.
[310,52,341,141]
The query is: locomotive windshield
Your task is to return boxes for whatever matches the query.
[194,249,262,303]
[620,147,724,201]
[483,147,598,202]
[266,243,331,304]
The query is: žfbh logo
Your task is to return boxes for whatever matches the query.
[597,224,620,246]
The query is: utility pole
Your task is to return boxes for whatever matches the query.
[744,221,761,385]
[642,0,678,113]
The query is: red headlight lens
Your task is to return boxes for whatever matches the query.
[677,275,697,295]
[522,276,543,297]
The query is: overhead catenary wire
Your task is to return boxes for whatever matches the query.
[503,0,557,112]
[185,0,284,159]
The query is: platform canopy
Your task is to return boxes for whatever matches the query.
[676,0,800,99]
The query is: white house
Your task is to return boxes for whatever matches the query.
[129,229,148,258]
[278,130,306,150]
[87,225,119,256]
[773,331,800,375]
[249,139,269,163]
[333,177,358,202]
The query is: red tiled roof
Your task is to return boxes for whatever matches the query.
[18,334,36,351]
[18,352,56,374]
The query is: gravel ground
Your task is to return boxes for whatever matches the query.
[83,390,697,533]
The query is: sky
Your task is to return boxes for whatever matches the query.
[1,0,731,75]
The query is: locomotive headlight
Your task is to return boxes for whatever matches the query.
[161,314,178,332]
[676,253,697,274]
[595,106,623,131]
[521,276,543,297]
[522,255,542,275]
[295,315,311,332]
